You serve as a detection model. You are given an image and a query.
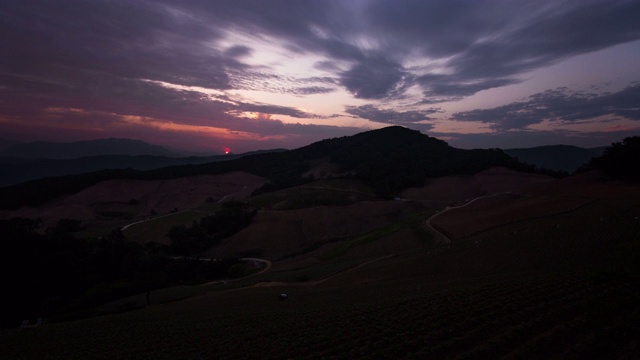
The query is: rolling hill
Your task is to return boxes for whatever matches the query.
[0,149,285,187]
[0,126,535,209]
[1,129,639,359]
[504,145,605,173]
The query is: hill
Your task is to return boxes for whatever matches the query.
[0,149,285,187]
[0,129,639,358]
[1,168,638,358]
[0,126,536,209]
[587,136,640,182]
[0,138,181,159]
[0,138,19,152]
[504,145,605,173]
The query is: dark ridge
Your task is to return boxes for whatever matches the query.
[0,138,179,159]
[0,149,286,187]
[504,145,605,173]
[0,126,536,210]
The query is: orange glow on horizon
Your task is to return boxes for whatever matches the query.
[224,147,231,154]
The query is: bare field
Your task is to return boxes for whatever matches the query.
[204,200,427,260]
[7,172,266,227]
[432,194,594,240]
[401,166,553,204]
[2,171,640,359]
[122,210,210,244]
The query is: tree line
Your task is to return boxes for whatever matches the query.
[0,216,247,327]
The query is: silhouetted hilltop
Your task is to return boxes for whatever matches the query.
[504,145,605,173]
[0,126,534,209]
[588,136,640,182]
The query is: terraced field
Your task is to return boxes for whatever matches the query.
[2,173,639,359]
[2,270,638,359]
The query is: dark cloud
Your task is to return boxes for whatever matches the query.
[452,83,640,131]
[414,1,640,101]
[1,0,639,151]
[345,104,439,128]
[340,58,406,99]
[0,1,237,90]
[3,0,639,102]
[291,86,336,95]
[224,45,253,58]
[417,75,520,102]
[230,102,316,119]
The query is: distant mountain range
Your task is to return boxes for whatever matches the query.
[0,138,285,187]
[0,138,186,159]
[0,154,237,187]
[503,145,606,173]
[0,126,536,209]
[0,132,610,189]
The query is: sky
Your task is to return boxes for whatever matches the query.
[1,0,640,154]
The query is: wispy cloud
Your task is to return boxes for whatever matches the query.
[451,83,640,131]
[345,104,440,128]
[1,0,639,150]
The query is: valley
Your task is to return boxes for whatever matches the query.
[1,128,638,359]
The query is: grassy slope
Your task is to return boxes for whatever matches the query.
[2,173,639,359]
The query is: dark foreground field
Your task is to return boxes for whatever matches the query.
[2,262,638,359]
[1,170,639,359]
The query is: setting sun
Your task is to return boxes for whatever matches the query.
[224,147,231,154]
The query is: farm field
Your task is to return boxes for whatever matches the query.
[2,169,639,358]
[122,210,211,245]
[5,172,266,228]
[2,270,638,358]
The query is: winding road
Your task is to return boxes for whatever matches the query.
[202,257,272,286]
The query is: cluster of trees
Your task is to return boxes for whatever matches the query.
[168,202,256,255]
[588,136,640,182]
[0,217,243,327]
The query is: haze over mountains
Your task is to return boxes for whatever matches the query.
[0,127,533,209]
[0,138,285,187]
[0,132,606,187]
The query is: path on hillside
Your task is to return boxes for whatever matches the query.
[120,186,248,231]
[301,186,372,196]
[121,210,195,231]
[217,186,248,203]
[426,193,509,244]
[242,254,397,289]
[202,258,272,286]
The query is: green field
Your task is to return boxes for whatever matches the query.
[2,175,640,358]
[122,210,211,244]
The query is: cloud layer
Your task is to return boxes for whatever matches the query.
[1,0,639,151]
[452,83,640,131]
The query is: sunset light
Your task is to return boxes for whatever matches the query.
[0,1,638,152]
[1,2,640,357]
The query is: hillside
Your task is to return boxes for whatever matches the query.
[1,166,638,358]
[0,149,284,187]
[0,138,184,159]
[1,128,638,358]
[0,126,535,209]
